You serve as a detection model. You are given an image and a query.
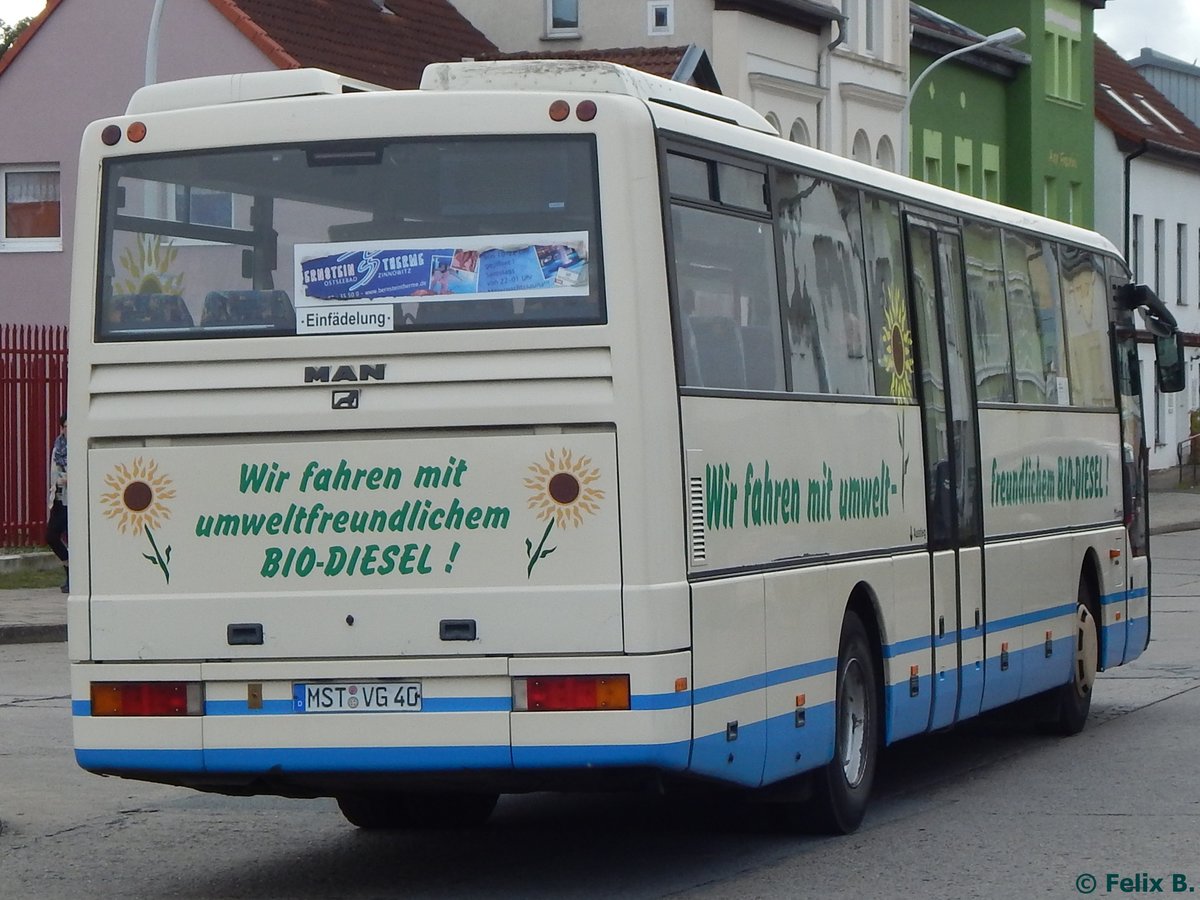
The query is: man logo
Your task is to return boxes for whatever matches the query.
[304,363,386,383]
[332,390,360,410]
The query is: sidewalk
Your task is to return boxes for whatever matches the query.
[4,469,1199,646]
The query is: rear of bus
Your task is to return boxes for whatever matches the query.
[68,66,701,806]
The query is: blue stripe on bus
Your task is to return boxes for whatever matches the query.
[884,635,931,658]
[513,741,690,771]
[77,748,204,772]
[1102,586,1147,606]
[987,603,1077,633]
[204,696,512,716]
[78,743,690,775]
[765,658,837,685]
[692,672,768,705]
[631,690,693,711]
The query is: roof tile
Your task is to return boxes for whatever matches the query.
[1095,37,1200,158]
[214,0,498,89]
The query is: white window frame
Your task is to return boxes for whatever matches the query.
[545,0,580,38]
[648,0,674,36]
[1,164,63,253]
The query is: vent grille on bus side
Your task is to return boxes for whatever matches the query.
[688,474,707,566]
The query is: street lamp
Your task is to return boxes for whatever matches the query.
[145,0,167,85]
[901,26,1026,177]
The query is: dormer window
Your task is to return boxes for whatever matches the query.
[547,0,580,38]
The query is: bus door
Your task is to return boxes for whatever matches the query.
[904,216,985,728]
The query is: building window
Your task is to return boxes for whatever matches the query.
[875,136,895,172]
[174,185,233,228]
[1045,32,1080,101]
[982,143,1000,202]
[547,0,579,36]
[2,166,61,252]
[648,1,673,35]
[1179,223,1188,305]
[790,118,812,146]
[1043,176,1057,218]
[922,129,942,186]
[1067,181,1081,225]
[955,136,973,196]
[852,129,871,165]
[864,1,881,54]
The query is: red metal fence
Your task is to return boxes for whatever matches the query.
[1,324,68,547]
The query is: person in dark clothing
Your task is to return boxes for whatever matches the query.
[45,414,68,593]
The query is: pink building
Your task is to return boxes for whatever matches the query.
[0,0,496,326]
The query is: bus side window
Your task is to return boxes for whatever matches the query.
[686,315,747,389]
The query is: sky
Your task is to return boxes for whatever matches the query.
[3,0,1200,65]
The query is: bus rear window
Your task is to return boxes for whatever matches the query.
[95,136,604,341]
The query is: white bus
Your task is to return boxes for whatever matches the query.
[69,62,1184,834]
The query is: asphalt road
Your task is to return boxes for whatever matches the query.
[2,529,1199,899]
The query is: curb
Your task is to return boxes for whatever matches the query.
[0,624,67,645]
[0,552,60,575]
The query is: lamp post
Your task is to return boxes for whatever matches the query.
[901,26,1025,177]
[145,0,167,85]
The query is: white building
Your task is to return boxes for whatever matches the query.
[1094,39,1200,469]
[449,0,909,168]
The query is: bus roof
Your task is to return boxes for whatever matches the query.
[420,59,777,135]
[126,69,387,115]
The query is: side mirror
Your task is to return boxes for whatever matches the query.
[1155,332,1186,393]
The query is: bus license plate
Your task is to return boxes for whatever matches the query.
[294,681,422,713]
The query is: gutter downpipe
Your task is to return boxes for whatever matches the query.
[820,14,847,150]
[1124,140,1149,263]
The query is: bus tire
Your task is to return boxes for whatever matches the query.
[337,791,498,829]
[808,610,879,834]
[403,791,499,828]
[336,792,412,830]
[1045,579,1099,736]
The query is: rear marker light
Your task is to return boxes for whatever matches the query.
[548,99,570,122]
[91,681,203,717]
[101,124,122,146]
[127,121,147,143]
[575,100,597,121]
[513,674,630,711]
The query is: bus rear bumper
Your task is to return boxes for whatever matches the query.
[71,652,693,793]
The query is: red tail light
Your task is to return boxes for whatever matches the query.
[513,675,630,711]
[91,682,203,716]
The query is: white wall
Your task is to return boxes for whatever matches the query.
[1095,122,1200,469]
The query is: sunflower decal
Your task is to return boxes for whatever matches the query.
[523,449,605,577]
[100,457,176,583]
[114,234,184,296]
[880,284,914,401]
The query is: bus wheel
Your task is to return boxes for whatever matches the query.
[337,791,498,829]
[336,792,412,830]
[808,610,879,834]
[1047,582,1099,736]
[403,792,498,827]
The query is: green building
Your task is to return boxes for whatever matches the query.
[911,0,1105,228]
